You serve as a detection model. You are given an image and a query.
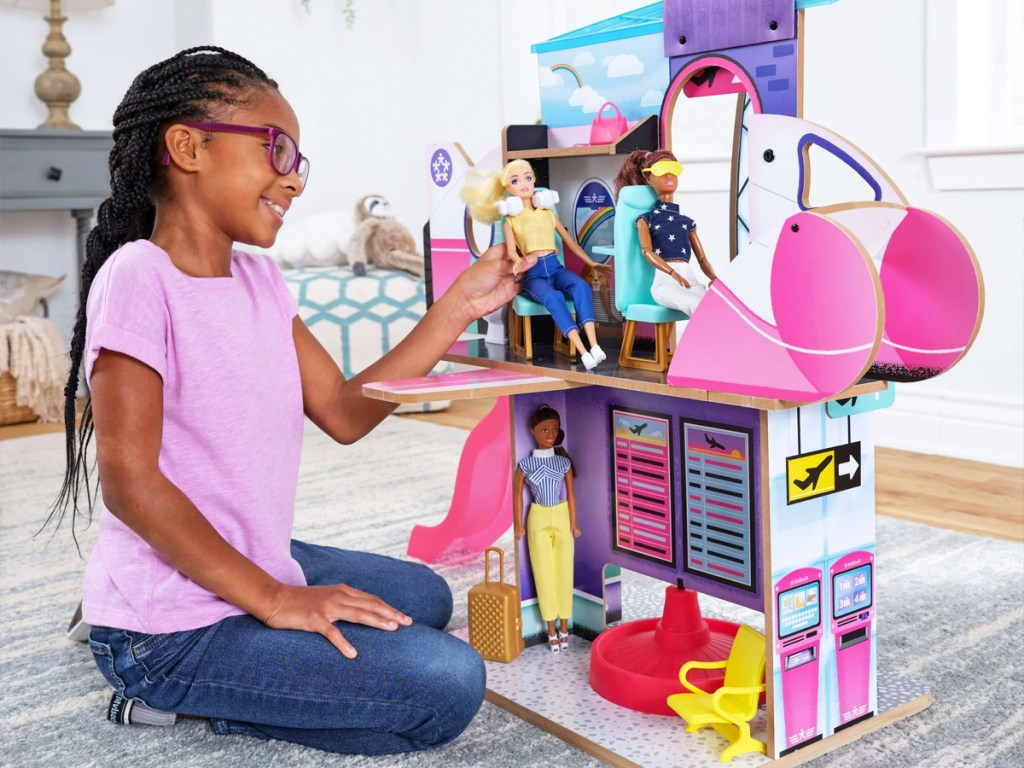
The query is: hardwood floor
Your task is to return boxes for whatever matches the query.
[4,397,1021,543]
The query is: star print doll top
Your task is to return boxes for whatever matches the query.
[518,448,571,506]
[638,202,697,262]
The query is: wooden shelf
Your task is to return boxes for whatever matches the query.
[502,116,659,164]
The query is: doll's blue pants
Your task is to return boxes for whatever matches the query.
[87,540,485,755]
[522,252,595,338]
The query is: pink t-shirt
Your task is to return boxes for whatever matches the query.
[81,239,306,633]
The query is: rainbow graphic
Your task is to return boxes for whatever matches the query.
[577,206,614,249]
[551,63,583,88]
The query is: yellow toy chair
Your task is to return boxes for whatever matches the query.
[666,624,767,763]
[613,185,688,372]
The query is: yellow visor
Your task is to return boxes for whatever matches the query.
[642,159,683,177]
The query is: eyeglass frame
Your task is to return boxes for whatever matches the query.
[160,121,310,190]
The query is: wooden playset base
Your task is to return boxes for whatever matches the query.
[466,627,929,768]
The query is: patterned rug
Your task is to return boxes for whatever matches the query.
[1,418,1021,768]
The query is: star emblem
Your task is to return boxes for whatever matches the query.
[668,234,676,242]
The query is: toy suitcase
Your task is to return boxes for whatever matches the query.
[468,547,524,663]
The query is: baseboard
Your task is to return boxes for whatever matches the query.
[875,387,1024,468]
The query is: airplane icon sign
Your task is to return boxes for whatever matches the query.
[786,442,862,504]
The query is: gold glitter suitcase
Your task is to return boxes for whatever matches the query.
[468,547,524,663]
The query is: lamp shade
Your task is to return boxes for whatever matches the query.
[0,0,113,10]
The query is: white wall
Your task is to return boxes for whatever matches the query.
[1,0,1021,465]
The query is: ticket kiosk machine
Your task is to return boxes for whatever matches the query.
[775,567,824,753]
[830,550,875,729]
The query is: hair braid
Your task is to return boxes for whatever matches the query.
[46,47,279,545]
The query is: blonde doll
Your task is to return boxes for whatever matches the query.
[462,160,611,369]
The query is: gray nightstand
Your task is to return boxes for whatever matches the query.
[0,128,113,267]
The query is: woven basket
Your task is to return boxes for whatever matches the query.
[0,372,39,426]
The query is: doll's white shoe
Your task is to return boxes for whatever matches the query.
[558,631,569,651]
[548,634,560,653]
[590,344,607,364]
[580,351,598,370]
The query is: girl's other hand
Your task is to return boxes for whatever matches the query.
[514,523,525,539]
[572,525,581,538]
[261,583,412,658]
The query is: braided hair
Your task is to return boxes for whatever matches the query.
[613,148,678,199]
[47,47,279,543]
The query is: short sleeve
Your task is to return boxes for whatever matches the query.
[263,254,299,320]
[84,246,169,383]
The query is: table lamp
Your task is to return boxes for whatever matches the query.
[1,0,114,129]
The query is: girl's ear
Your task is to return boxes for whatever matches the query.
[162,125,203,172]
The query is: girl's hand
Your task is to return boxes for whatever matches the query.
[514,523,525,540]
[572,525,581,538]
[589,262,612,272]
[675,273,691,289]
[262,583,412,659]
[446,245,536,325]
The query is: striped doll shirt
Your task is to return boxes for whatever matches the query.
[518,448,571,506]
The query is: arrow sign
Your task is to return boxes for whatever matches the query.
[787,442,862,504]
[839,454,860,480]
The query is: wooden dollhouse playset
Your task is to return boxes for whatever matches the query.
[365,1,984,766]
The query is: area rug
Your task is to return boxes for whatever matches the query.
[1,418,1021,768]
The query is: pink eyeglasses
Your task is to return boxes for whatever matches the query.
[161,121,310,190]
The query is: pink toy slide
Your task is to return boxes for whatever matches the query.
[407,395,512,562]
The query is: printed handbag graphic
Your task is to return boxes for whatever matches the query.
[467,547,524,663]
[589,102,628,145]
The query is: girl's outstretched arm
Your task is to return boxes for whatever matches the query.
[90,349,410,658]
[297,244,534,445]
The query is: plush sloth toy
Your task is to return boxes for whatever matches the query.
[345,194,425,277]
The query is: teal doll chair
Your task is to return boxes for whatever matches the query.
[614,185,688,372]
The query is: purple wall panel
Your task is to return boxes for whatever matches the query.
[664,0,795,58]
[513,387,765,616]
[669,36,800,117]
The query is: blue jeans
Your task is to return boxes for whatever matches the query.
[87,540,485,755]
[522,252,595,338]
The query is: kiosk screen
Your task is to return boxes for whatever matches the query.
[833,564,872,619]
[778,581,821,638]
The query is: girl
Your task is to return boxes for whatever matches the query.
[512,404,580,653]
[461,160,611,370]
[48,47,533,756]
[614,149,717,316]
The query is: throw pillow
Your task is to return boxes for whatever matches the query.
[0,271,65,325]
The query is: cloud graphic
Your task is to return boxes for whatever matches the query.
[568,84,607,113]
[602,55,615,67]
[606,53,645,78]
[640,89,663,107]
[650,430,665,440]
[573,51,595,67]
[538,66,565,88]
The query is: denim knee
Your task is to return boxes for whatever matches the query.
[419,638,486,748]
[410,563,454,630]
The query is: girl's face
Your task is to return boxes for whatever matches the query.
[190,88,304,248]
[531,417,560,449]
[505,168,535,200]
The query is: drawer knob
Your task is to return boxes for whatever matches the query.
[47,166,63,181]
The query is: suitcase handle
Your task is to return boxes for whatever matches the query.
[483,546,508,585]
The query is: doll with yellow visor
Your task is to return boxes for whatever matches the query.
[461,160,612,370]
[614,150,717,316]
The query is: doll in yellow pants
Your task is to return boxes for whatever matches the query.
[513,405,581,653]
